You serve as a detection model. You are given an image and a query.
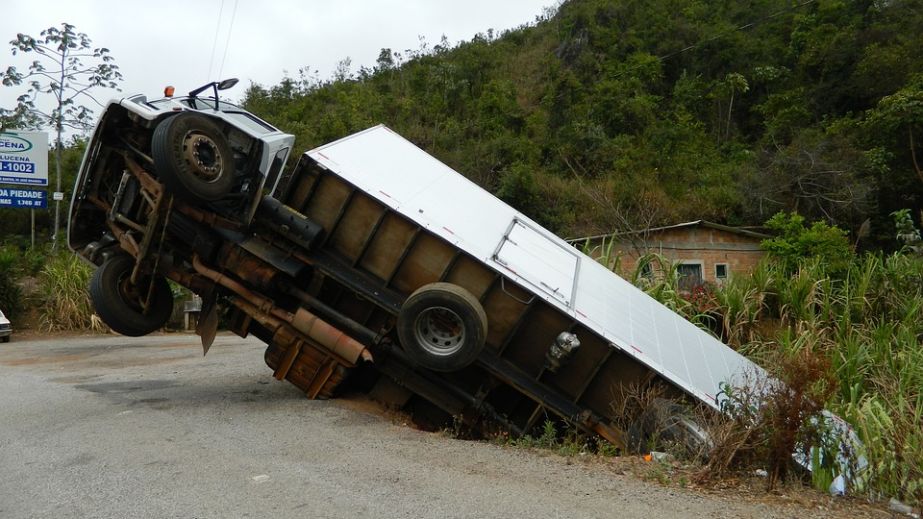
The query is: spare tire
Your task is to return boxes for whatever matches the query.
[397,282,487,372]
[89,255,173,337]
[152,112,235,202]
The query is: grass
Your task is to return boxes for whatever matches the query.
[603,251,923,504]
[582,234,922,504]
[37,253,104,332]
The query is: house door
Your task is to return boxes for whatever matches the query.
[677,262,703,291]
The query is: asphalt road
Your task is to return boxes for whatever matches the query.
[0,333,876,518]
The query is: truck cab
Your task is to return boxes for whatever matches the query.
[68,79,294,335]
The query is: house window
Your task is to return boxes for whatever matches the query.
[639,261,653,279]
[715,263,729,282]
[677,262,703,291]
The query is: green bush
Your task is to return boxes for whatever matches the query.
[761,212,854,275]
[892,209,922,253]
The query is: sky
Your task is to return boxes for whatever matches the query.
[1,0,555,134]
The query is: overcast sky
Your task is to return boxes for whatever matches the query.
[2,0,554,134]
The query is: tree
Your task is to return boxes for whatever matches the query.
[867,73,923,187]
[0,103,38,131]
[1,23,122,248]
[744,130,874,229]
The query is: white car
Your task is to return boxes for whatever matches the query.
[0,309,11,342]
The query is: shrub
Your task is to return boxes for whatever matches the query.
[0,246,23,317]
[698,251,923,503]
[892,209,922,253]
[761,212,853,275]
[699,340,837,489]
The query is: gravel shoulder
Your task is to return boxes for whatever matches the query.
[0,333,888,518]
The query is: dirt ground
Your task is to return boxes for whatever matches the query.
[0,333,892,518]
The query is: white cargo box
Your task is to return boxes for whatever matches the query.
[307,125,763,409]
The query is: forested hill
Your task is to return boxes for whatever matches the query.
[242,0,923,244]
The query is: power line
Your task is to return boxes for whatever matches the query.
[217,0,240,80]
[206,0,226,82]
[611,0,818,78]
[655,0,817,63]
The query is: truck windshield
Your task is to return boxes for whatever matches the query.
[184,98,277,134]
[148,97,277,134]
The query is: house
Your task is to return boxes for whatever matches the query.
[570,221,769,289]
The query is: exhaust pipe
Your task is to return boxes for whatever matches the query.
[190,255,372,364]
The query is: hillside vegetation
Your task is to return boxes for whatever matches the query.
[243,0,923,244]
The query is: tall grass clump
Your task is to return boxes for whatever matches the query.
[38,253,103,331]
[589,212,923,504]
[710,253,922,502]
[712,264,772,348]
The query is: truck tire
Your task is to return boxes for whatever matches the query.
[397,282,487,372]
[89,255,173,337]
[152,112,235,202]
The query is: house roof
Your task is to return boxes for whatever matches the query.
[566,220,770,243]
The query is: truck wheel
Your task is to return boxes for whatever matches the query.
[89,255,173,337]
[627,398,711,456]
[152,112,235,202]
[397,282,487,372]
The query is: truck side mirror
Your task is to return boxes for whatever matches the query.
[217,78,239,91]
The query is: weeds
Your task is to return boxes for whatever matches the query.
[695,340,835,490]
[498,420,593,457]
[707,254,920,501]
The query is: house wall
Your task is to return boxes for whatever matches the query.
[584,227,766,283]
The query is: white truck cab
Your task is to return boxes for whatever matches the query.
[67,79,295,337]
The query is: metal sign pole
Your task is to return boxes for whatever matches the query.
[31,209,35,249]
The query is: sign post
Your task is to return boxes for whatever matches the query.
[0,130,49,247]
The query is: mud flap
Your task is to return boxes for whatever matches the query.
[197,292,219,355]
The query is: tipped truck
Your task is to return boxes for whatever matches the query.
[70,80,825,456]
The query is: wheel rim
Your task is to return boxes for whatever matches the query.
[182,132,224,183]
[116,270,147,314]
[413,306,465,357]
